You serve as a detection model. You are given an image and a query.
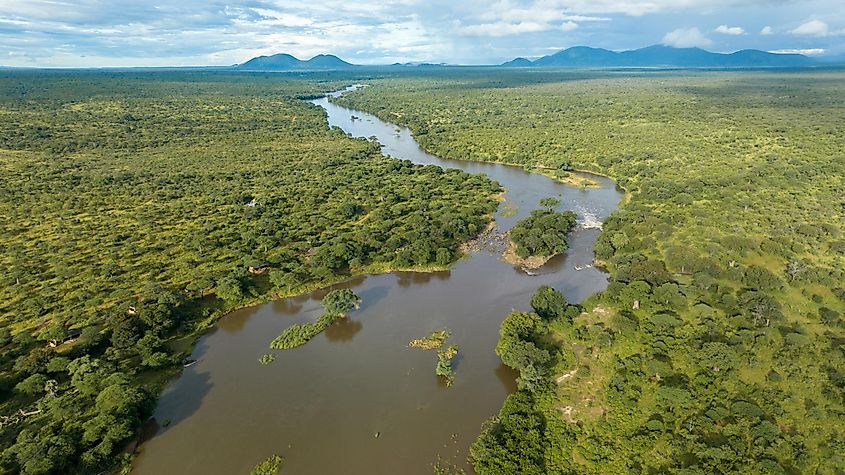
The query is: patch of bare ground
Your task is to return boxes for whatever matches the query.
[500,240,555,270]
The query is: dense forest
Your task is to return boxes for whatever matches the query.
[335,70,845,473]
[0,71,500,474]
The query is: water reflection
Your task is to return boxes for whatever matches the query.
[270,298,304,315]
[324,318,363,342]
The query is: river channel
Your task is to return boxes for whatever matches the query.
[132,86,623,474]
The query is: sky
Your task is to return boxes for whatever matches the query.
[1,0,844,67]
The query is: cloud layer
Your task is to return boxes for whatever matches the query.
[1,0,843,66]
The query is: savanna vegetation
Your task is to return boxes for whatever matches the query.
[0,71,500,474]
[335,69,845,473]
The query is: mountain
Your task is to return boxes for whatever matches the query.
[238,53,355,70]
[816,53,845,65]
[533,46,619,67]
[501,57,532,67]
[502,45,817,68]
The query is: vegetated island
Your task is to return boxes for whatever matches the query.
[269,289,361,350]
[409,329,459,386]
[503,198,578,270]
[251,454,284,475]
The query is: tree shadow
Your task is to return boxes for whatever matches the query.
[324,318,363,343]
[357,285,391,312]
[217,305,259,334]
[395,271,449,287]
[270,298,303,316]
[495,363,519,393]
[143,366,213,438]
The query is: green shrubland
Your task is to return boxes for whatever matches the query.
[0,71,499,474]
[337,69,845,474]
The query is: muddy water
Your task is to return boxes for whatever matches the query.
[132,87,622,474]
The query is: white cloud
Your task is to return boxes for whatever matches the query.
[662,27,713,48]
[249,8,314,28]
[789,19,829,37]
[456,21,551,36]
[561,21,579,32]
[769,48,826,56]
[714,24,745,35]
[0,0,843,67]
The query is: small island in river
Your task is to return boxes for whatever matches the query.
[502,198,578,270]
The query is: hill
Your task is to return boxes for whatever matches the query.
[503,45,816,68]
[238,53,355,70]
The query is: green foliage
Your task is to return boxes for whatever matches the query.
[0,71,499,473]
[269,322,324,350]
[409,329,451,350]
[14,374,49,395]
[530,286,570,321]
[337,70,845,474]
[538,197,560,209]
[435,344,459,385]
[410,329,459,385]
[321,288,362,316]
[270,291,361,350]
[509,209,578,258]
[469,391,549,475]
[495,311,553,393]
[251,454,284,475]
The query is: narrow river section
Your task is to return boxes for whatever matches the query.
[131,86,623,474]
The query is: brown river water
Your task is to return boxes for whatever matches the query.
[131,87,623,474]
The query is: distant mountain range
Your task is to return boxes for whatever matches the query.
[238,53,354,70]
[501,45,816,68]
[234,45,824,70]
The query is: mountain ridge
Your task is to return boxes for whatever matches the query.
[504,45,817,68]
[235,45,825,71]
[238,53,355,70]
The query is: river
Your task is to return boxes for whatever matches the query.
[131,86,623,474]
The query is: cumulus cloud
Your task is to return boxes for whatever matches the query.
[769,48,826,55]
[0,0,843,67]
[662,27,713,48]
[760,26,773,35]
[714,25,745,35]
[790,19,829,37]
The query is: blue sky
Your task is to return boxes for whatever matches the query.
[1,0,843,67]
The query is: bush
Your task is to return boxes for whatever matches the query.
[251,454,284,475]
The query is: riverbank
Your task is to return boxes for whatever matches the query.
[500,241,555,270]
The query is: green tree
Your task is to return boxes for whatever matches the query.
[539,197,561,209]
[321,289,362,316]
[15,373,49,395]
[530,286,568,321]
[215,274,244,303]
